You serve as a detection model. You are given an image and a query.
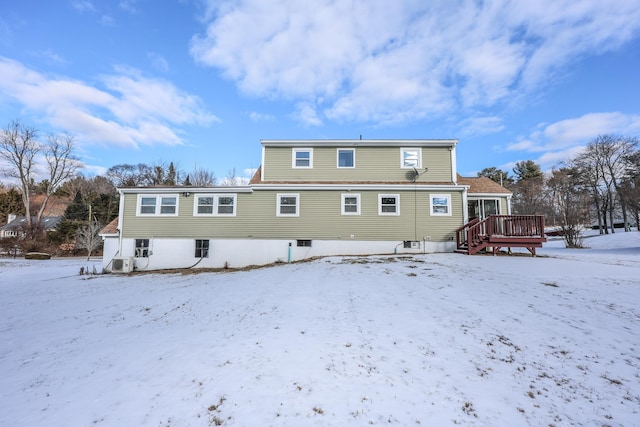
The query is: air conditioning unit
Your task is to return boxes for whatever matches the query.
[111,257,134,273]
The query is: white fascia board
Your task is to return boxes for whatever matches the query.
[261,139,458,148]
[251,184,466,191]
[118,186,253,194]
[467,192,513,197]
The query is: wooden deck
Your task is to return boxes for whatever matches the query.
[455,215,547,256]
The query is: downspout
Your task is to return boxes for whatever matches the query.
[116,189,125,258]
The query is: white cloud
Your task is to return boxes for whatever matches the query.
[459,116,505,136]
[506,112,640,169]
[191,0,640,125]
[248,111,275,122]
[0,57,219,149]
[290,103,322,127]
[508,112,640,153]
[147,52,169,72]
[70,0,96,13]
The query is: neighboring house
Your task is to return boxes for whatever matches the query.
[101,139,542,272]
[0,215,63,239]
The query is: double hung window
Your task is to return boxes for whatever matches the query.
[137,195,178,216]
[341,194,361,215]
[401,148,422,168]
[194,194,237,216]
[277,194,299,216]
[430,194,452,216]
[379,194,400,215]
[293,148,313,168]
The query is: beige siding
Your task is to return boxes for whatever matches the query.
[263,146,453,183]
[121,190,464,242]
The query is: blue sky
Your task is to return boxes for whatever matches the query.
[1,0,640,183]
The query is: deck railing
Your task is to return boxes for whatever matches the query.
[456,215,546,255]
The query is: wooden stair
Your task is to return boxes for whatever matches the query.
[456,215,547,256]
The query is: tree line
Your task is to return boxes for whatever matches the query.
[2,119,638,254]
[478,135,639,247]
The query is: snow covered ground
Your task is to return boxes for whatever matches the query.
[1,231,639,426]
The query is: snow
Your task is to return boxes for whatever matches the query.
[1,231,639,426]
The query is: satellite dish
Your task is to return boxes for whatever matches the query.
[412,167,419,182]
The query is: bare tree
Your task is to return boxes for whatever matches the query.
[547,166,590,247]
[575,135,638,233]
[1,121,81,237]
[188,166,217,186]
[0,120,39,235]
[75,220,103,260]
[221,167,238,186]
[36,132,81,227]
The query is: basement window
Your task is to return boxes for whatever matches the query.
[195,239,209,258]
[297,240,312,247]
[135,239,150,257]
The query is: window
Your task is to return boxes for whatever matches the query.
[297,239,312,247]
[379,194,400,215]
[430,194,452,216]
[293,148,313,168]
[337,148,355,168]
[195,239,209,258]
[401,148,421,168]
[137,195,178,216]
[341,193,361,215]
[135,239,150,257]
[196,196,214,214]
[277,193,300,216]
[194,194,237,216]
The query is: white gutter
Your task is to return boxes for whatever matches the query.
[252,183,468,191]
[117,186,253,194]
[261,139,459,148]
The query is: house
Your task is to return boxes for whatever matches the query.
[101,139,543,272]
[0,215,63,239]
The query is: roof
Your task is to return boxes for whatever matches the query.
[30,194,72,217]
[0,216,63,232]
[457,175,512,195]
[99,217,119,236]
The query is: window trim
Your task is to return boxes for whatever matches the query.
[276,193,300,217]
[430,193,452,216]
[292,148,313,168]
[341,193,361,215]
[193,194,237,217]
[337,148,356,168]
[378,194,400,216]
[195,239,210,258]
[137,194,179,216]
[400,147,422,169]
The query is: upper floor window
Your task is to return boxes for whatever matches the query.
[379,194,400,215]
[401,148,422,169]
[277,193,300,216]
[341,193,360,215]
[293,148,313,168]
[137,195,178,216]
[194,194,237,216]
[430,194,452,216]
[337,148,355,168]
